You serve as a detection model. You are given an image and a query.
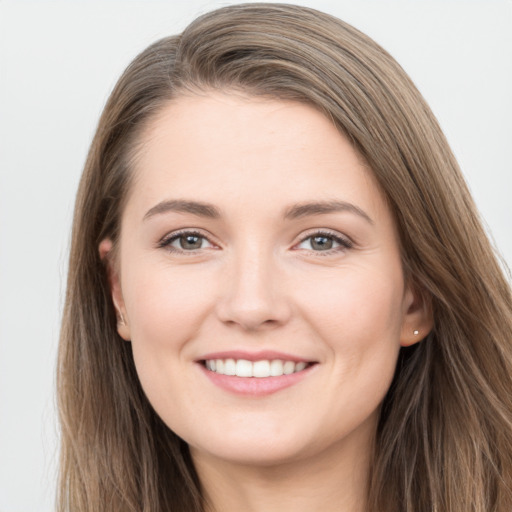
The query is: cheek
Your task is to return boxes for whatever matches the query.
[299,263,404,336]
[291,265,404,436]
[295,261,405,385]
[123,264,213,346]
[121,265,215,402]
[122,264,219,423]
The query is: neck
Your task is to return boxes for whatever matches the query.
[191,428,373,512]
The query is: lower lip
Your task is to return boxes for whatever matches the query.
[199,363,315,396]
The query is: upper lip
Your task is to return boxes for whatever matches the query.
[197,350,316,363]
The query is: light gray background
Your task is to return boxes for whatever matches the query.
[0,1,511,510]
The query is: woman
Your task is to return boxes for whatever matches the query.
[57,3,512,511]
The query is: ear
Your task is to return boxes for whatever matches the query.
[400,281,433,347]
[99,239,131,341]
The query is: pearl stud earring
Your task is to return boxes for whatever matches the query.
[413,330,419,335]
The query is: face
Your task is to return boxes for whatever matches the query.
[101,92,428,468]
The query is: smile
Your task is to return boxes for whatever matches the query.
[198,351,318,396]
[204,358,310,377]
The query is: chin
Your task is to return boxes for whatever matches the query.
[190,438,311,468]
[181,405,381,471]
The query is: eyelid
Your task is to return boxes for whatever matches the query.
[292,228,354,253]
[157,227,354,255]
[158,228,219,253]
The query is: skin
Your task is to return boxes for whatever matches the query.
[100,91,431,512]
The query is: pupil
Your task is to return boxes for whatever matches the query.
[312,236,333,250]
[180,235,202,249]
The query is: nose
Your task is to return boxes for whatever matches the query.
[215,244,292,332]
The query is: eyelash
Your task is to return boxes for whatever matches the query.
[158,229,214,255]
[158,229,353,256]
[294,230,353,255]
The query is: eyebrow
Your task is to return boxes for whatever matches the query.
[283,200,374,224]
[143,198,373,225]
[144,199,221,221]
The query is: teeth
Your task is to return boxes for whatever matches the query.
[253,360,270,378]
[236,359,252,377]
[205,358,310,377]
[295,362,307,372]
[270,360,284,376]
[283,361,295,375]
[224,358,236,376]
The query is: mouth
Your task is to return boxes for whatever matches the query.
[197,353,318,396]
[201,358,315,377]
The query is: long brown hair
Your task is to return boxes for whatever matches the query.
[57,3,512,511]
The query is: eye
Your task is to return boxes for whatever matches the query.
[295,231,353,253]
[159,230,216,253]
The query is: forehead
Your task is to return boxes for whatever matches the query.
[127,91,389,222]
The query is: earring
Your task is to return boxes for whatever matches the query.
[413,330,419,336]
